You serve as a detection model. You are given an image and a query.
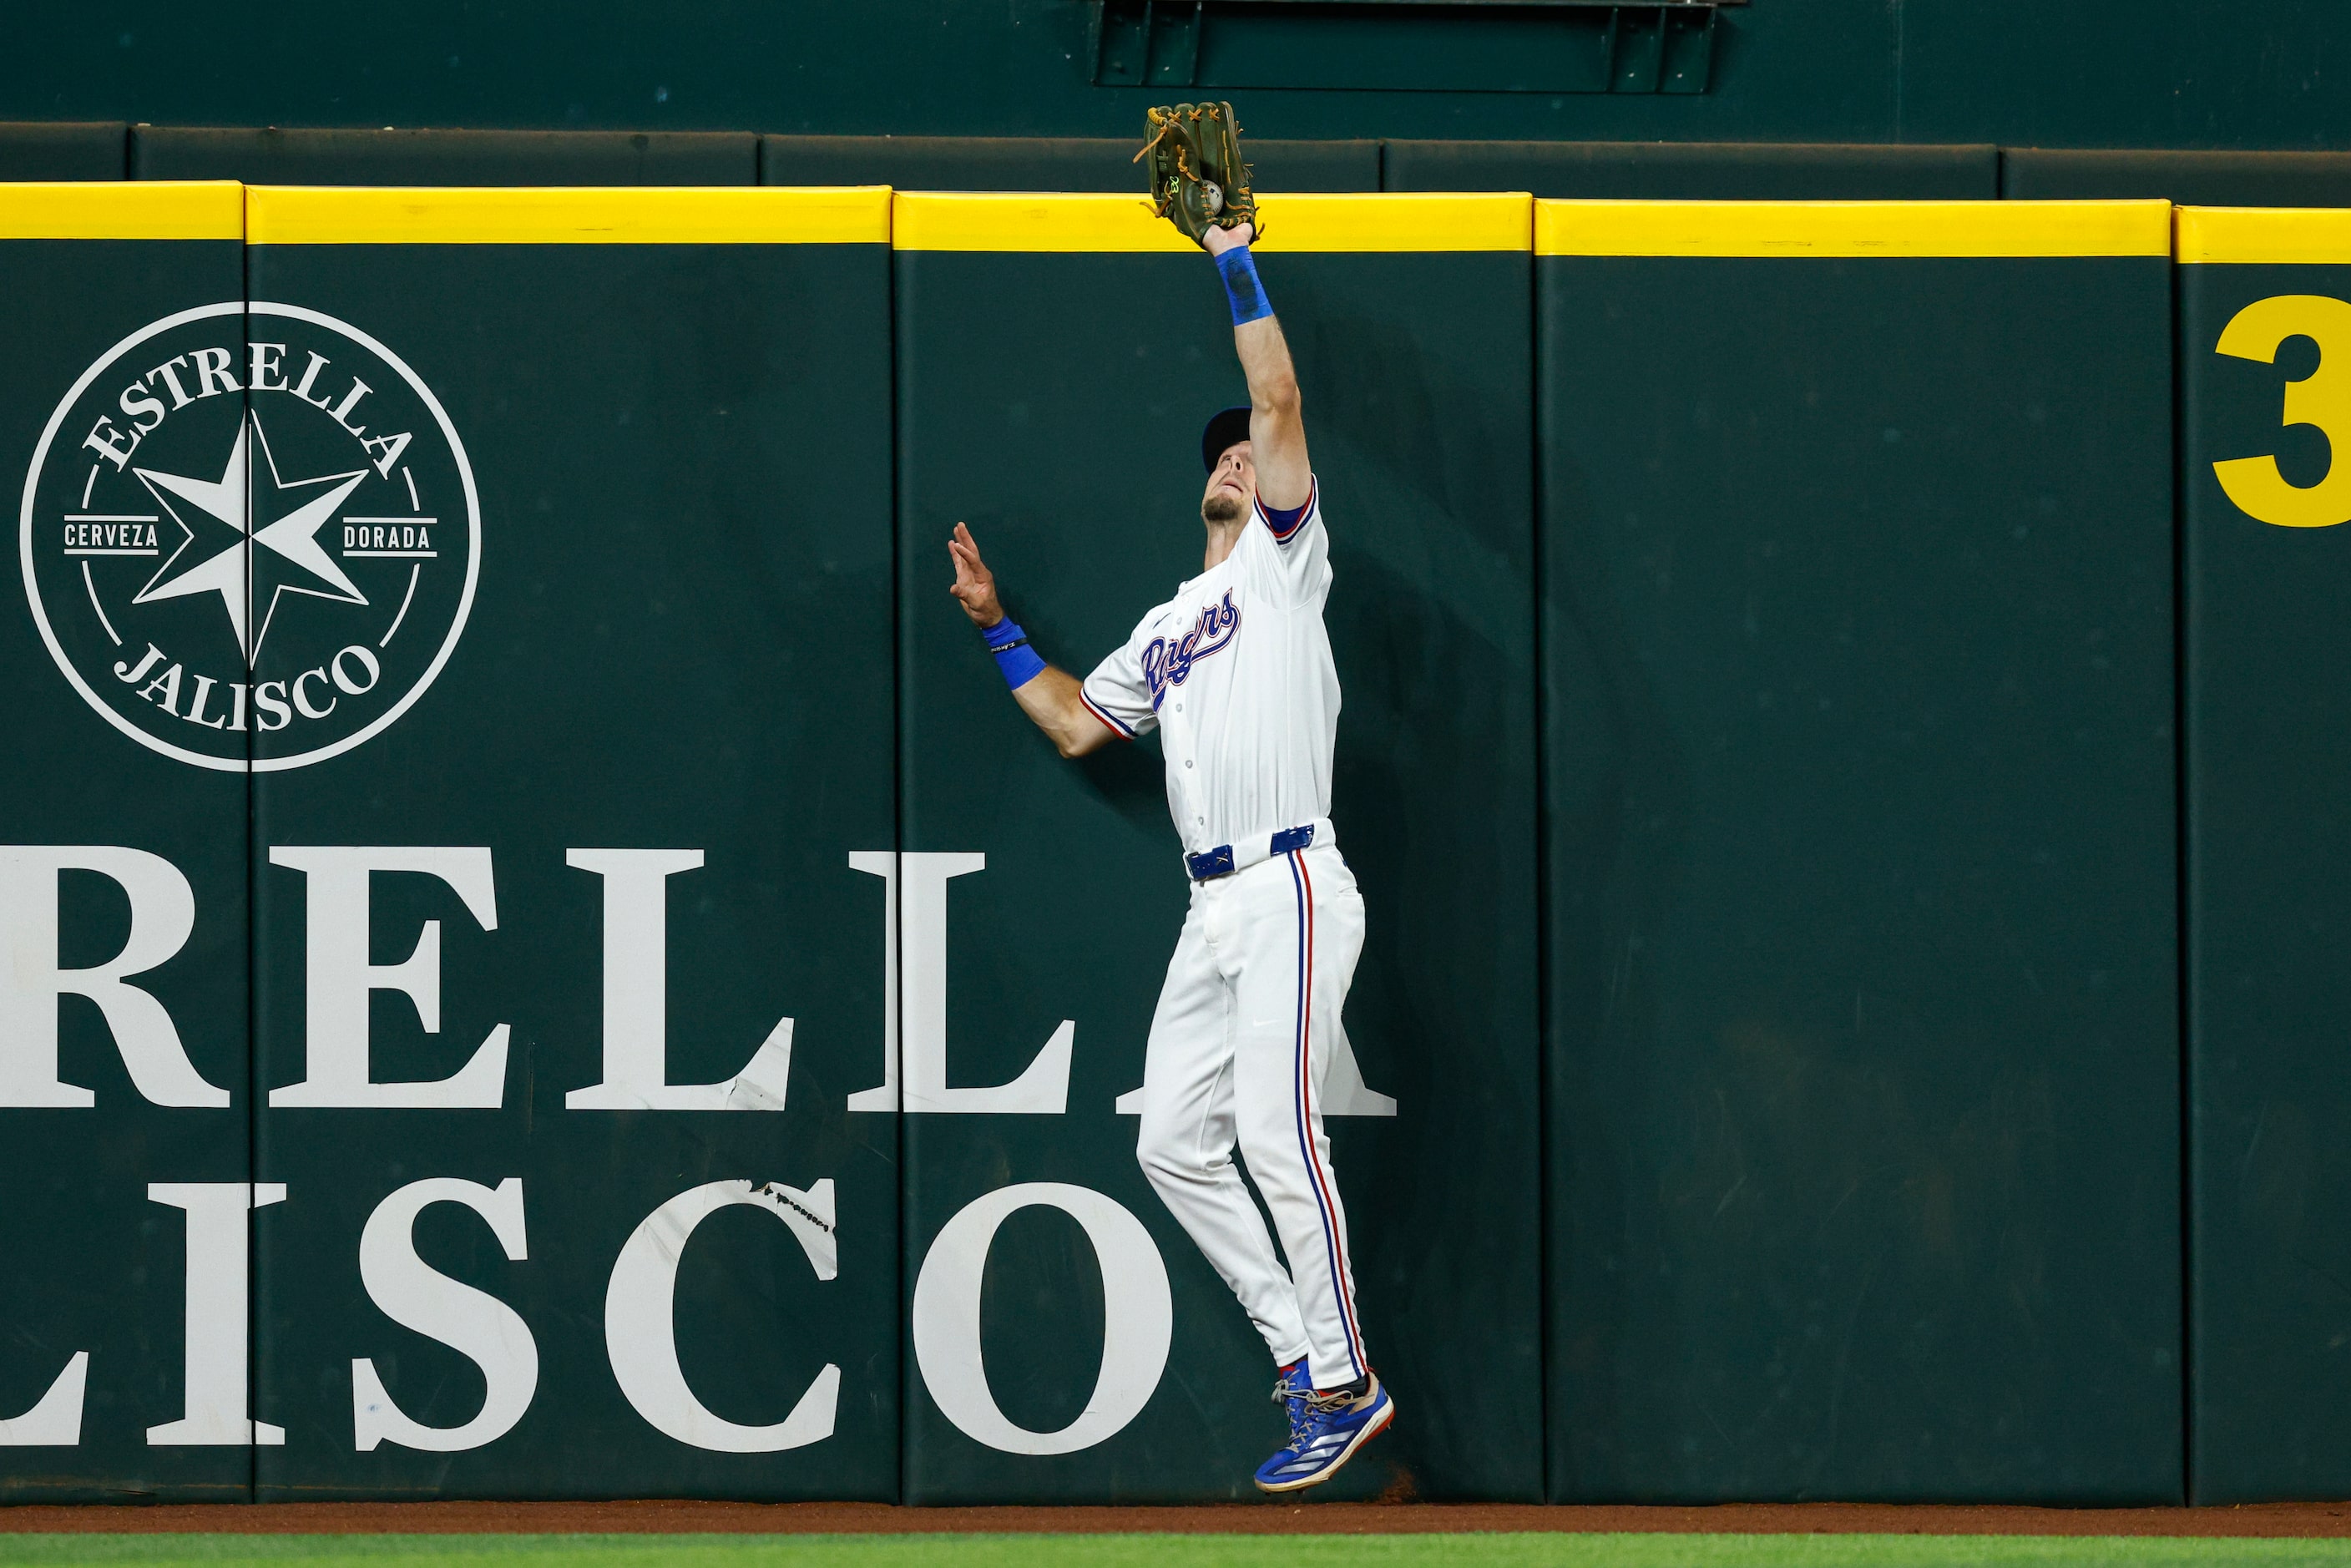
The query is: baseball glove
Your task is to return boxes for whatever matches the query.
[1136,101,1261,246]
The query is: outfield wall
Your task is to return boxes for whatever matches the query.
[1539,201,2180,1502]
[2178,210,2351,1505]
[0,185,2344,1505]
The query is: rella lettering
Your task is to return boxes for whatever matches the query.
[0,842,1282,1459]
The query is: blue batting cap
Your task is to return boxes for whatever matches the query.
[1201,406,1252,473]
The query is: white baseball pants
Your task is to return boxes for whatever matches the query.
[1134,842,1371,1390]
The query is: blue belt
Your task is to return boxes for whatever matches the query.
[1187,822,1317,882]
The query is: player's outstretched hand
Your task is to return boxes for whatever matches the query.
[1202,220,1253,256]
[947,521,1006,629]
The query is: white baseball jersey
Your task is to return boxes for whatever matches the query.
[1079,478,1337,860]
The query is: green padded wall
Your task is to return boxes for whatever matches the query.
[1383,141,1997,199]
[761,135,1378,193]
[0,185,249,1500]
[0,175,2262,1507]
[1539,200,2182,1502]
[2177,208,2351,1503]
[891,192,1540,1501]
[2005,149,2351,207]
[0,121,124,180]
[241,188,895,1498]
[131,129,756,185]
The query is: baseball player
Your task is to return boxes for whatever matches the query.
[945,178,1393,1490]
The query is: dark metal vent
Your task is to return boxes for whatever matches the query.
[1088,0,1740,95]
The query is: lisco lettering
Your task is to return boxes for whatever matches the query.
[21,301,479,771]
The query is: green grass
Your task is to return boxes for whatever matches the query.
[3,1537,2351,1568]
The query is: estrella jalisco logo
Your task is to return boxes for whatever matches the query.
[19,301,478,771]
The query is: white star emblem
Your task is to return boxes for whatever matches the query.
[133,412,370,665]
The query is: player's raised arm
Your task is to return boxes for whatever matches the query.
[1202,220,1310,513]
[946,522,1119,758]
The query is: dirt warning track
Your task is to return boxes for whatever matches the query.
[3,1501,2350,1537]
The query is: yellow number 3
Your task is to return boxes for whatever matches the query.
[2214,293,2351,529]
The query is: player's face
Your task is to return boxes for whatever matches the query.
[1202,441,1253,525]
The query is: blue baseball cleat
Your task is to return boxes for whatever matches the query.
[1253,1372,1394,1493]
[1272,1358,1312,1433]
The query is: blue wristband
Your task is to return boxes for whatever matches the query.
[982,615,1047,690]
[1215,243,1272,326]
